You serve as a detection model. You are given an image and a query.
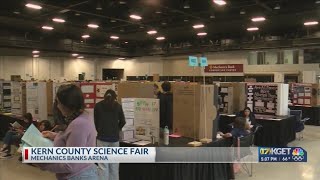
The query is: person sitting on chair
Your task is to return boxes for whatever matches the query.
[220,117,250,138]
[237,107,256,130]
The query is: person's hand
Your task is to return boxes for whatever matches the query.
[16,128,24,135]
[42,131,57,141]
[223,133,232,138]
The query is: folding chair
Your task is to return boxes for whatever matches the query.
[233,134,254,177]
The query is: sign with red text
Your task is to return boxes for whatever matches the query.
[204,64,243,73]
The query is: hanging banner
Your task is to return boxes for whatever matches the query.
[204,64,243,73]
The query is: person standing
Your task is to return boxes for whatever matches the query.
[158,81,173,130]
[94,89,126,180]
[39,84,98,180]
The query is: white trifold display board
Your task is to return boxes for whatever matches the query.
[0,81,12,112]
[26,82,48,120]
[11,82,26,115]
[121,98,160,143]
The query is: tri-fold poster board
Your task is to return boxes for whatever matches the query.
[247,83,288,116]
[121,98,160,143]
[11,82,26,115]
[26,82,48,120]
[0,81,12,112]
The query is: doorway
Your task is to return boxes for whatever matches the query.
[102,69,124,80]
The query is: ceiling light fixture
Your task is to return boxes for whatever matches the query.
[213,0,227,6]
[184,19,189,22]
[77,56,84,59]
[110,36,119,39]
[25,3,42,10]
[88,24,99,28]
[197,32,207,36]
[33,55,39,58]
[304,21,319,26]
[13,11,20,14]
[156,36,165,40]
[183,1,190,9]
[42,26,54,30]
[82,34,90,38]
[124,41,128,44]
[240,10,246,15]
[251,17,266,22]
[52,18,65,23]
[193,24,205,29]
[75,13,80,16]
[247,27,259,31]
[147,30,157,35]
[119,1,126,4]
[156,11,162,14]
[316,0,320,4]
[110,20,117,23]
[118,57,126,60]
[210,15,215,19]
[130,14,142,20]
[274,4,280,10]
[72,53,79,57]
[32,50,40,54]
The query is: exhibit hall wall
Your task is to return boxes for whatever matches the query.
[0,49,319,81]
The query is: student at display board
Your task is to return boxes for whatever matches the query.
[158,81,173,130]
[237,107,256,129]
[0,113,35,159]
[94,89,126,180]
[38,84,99,180]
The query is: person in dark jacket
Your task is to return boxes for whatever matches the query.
[94,89,126,180]
[158,81,173,130]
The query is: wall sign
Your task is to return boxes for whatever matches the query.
[188,56,198,67]
[204,64,243,73]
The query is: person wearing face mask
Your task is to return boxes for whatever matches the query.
[37,84,99,180]
[94,89,126,180]
[0,113,34,159]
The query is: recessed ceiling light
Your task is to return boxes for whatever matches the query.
[42,26,54,30]
[184,19,189,22]
[33,54,39,58]
[197,32,207,36]
[52,18,65,23]
[213,0,227,6]
[240,10,246,15]
[25,3,42,10]
[251,17,266,22]
[130,14,142,20]
[210,15,215,19]
[96,7,102,10]
[119,1,126,4]
[161,22,167,25]
[32,50,40,54]
[72,53,79,57]
[304,21,319,26]
[77,56,84,59]
[193,24,205,29]
[247,27,259,31]
[183,3,190,9]
[316,0,320,4]
[140,26,144,29]
[80,40,84,43]
[110,36,119,39]
[110,20,117,23]
[147,30,157,35]
[60,9,70,13]
[156,36,165,40]
[13,11,20,14]
[124,41,128,44]
[82,34,90,38]
[274,4,280,10]
[118,57,126,60]
[75,13,80,16]
[156,11,162,14]
[88,24,99,28]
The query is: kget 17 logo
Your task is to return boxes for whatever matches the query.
[258,147,307,162]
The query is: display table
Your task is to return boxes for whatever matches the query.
[254,115,296,147]
[119,137,234,180]
[0,113,25,138]
[289,105,320,126]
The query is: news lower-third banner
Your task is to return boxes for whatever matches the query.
[22,147,307,163]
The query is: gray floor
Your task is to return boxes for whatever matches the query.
[0,125,319,180]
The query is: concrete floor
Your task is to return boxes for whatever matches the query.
[0,125,319,180]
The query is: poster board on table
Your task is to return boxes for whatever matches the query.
[290,83,318,106]
[172,83,217,139]
[246,83,288,116]
[0,81,12,113]
[121,98,160,143]
[11,82,26,115]
[26,82,48,120]
[219,83,246,114]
